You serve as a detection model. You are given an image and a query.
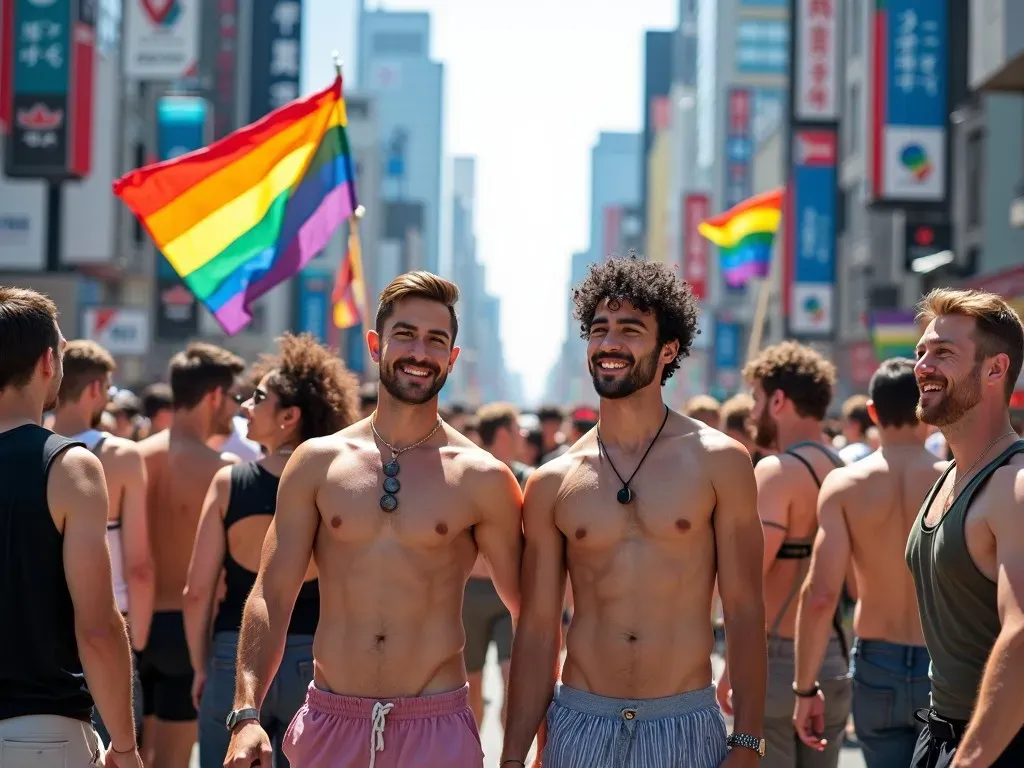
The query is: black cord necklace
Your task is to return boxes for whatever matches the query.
[596,405,670,504]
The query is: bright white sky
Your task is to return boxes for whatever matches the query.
[307,0,677,401]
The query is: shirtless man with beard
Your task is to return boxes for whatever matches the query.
[136,343,245,768]
[503,255,767,768]
[223,272,523,768]
[792,358,945,767]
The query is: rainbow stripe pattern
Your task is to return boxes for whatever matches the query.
[332,221,368,329]
[869,309,922,361]
[698,188,784,287]
[113,77,357,335]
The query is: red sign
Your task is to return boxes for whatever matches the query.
[0,0,11,133]
[683,194,709,300]
[651,97,671,133]
[728,90,750,135]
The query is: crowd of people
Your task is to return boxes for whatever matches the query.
[1,256,1023,768]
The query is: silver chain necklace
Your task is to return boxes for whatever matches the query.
[943,430,1019,510]
[370,413,443,512]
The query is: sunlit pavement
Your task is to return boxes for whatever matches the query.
[190,648,866,767]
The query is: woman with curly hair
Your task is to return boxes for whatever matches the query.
[182,333,359,768]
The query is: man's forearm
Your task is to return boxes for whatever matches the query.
[502,629,560,762]
[126,564,154,651]
[954,628,1024,767]
[232,588,289,710]
[78,612,137,749]
[724,606,767,736]
[182,593,213,678]
[793,585,840,689]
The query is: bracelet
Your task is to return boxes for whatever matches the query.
[792,681,820,698]
[110,744,138,755]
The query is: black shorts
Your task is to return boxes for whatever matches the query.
[462,577,512,673]
[912,710,1024,767]
[138,611,196,722]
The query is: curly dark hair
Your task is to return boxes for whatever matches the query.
[572,254,700,384]
[251,333,360,443]
[742,341,836,421]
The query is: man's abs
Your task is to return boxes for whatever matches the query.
[561,603,715,699]
[311,606,469,698]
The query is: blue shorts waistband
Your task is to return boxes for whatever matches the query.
[553,684,717,720]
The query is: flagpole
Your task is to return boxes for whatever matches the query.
[745,233,779,365]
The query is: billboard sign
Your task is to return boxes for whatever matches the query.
[794,0,840,122]
[249,0,302,121]
[787,128,837,337]
[724,88,753,209]
[682,194,710,300]
[295,267,331,343]
[736,19,789,76]
[870,0,948,204]
[82,307,150,356]
[154,95,208,339]
[5,0,95,180]
[123,0,200,80]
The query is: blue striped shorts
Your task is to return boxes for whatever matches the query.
[543,684,728,768]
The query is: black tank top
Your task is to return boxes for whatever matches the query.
[212,462,319,635]
[0,424,94,722]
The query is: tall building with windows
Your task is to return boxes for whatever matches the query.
[357,9,444,277]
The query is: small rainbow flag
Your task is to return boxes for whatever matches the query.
[869,310,923,361]
[698,188,784,287]
[332,218,368,329]
[113,77,357,335]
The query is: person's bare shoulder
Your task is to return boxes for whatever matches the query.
[135,428,169,457]
[696,426,756,483]
[983,456,1024,528]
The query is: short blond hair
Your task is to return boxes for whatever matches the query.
[59,340,116,402]
[917,288,1024,400]
[684,395,721,419]
[375,271,460,345]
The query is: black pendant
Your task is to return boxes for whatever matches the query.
[380,494,398,512]
[383,476,400,494]
[383,460,400,477]
[616,487,634,505]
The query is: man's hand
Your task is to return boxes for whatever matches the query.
[104,746,143,768]
[192,668,207,711]
[793,690,828,751]
[224,721,272,767]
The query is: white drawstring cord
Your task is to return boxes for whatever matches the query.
[368,701,394,768]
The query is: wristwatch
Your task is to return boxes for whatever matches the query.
[225,707,260,731]
[727,732,766,757]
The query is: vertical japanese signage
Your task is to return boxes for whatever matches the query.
[794,0,840,122]
[724,88,753,209]
[5,0,95,180]
[682,194,710,300]
[123,0,200,80]
[870,0,948,204]
[249,0,302,121]
[295,268,330,343]
[154,95,208,339]
[212,0,238,139]
[786,129,837,337]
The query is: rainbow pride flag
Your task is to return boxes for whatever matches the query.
[869,310,922,361]
[332,218,368,329]
[698,188,784,287]
[113,77,357,335]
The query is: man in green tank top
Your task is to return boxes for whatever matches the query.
[906,288,1024,767]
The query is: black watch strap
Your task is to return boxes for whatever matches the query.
[225,707,260,731]
[727,732,766,757]
[792,680,821,698]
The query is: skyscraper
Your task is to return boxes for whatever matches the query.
[357,9,444,276]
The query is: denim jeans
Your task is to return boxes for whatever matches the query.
[197,631,314,768]
[92,650,143,748]
[851,638,931,768]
